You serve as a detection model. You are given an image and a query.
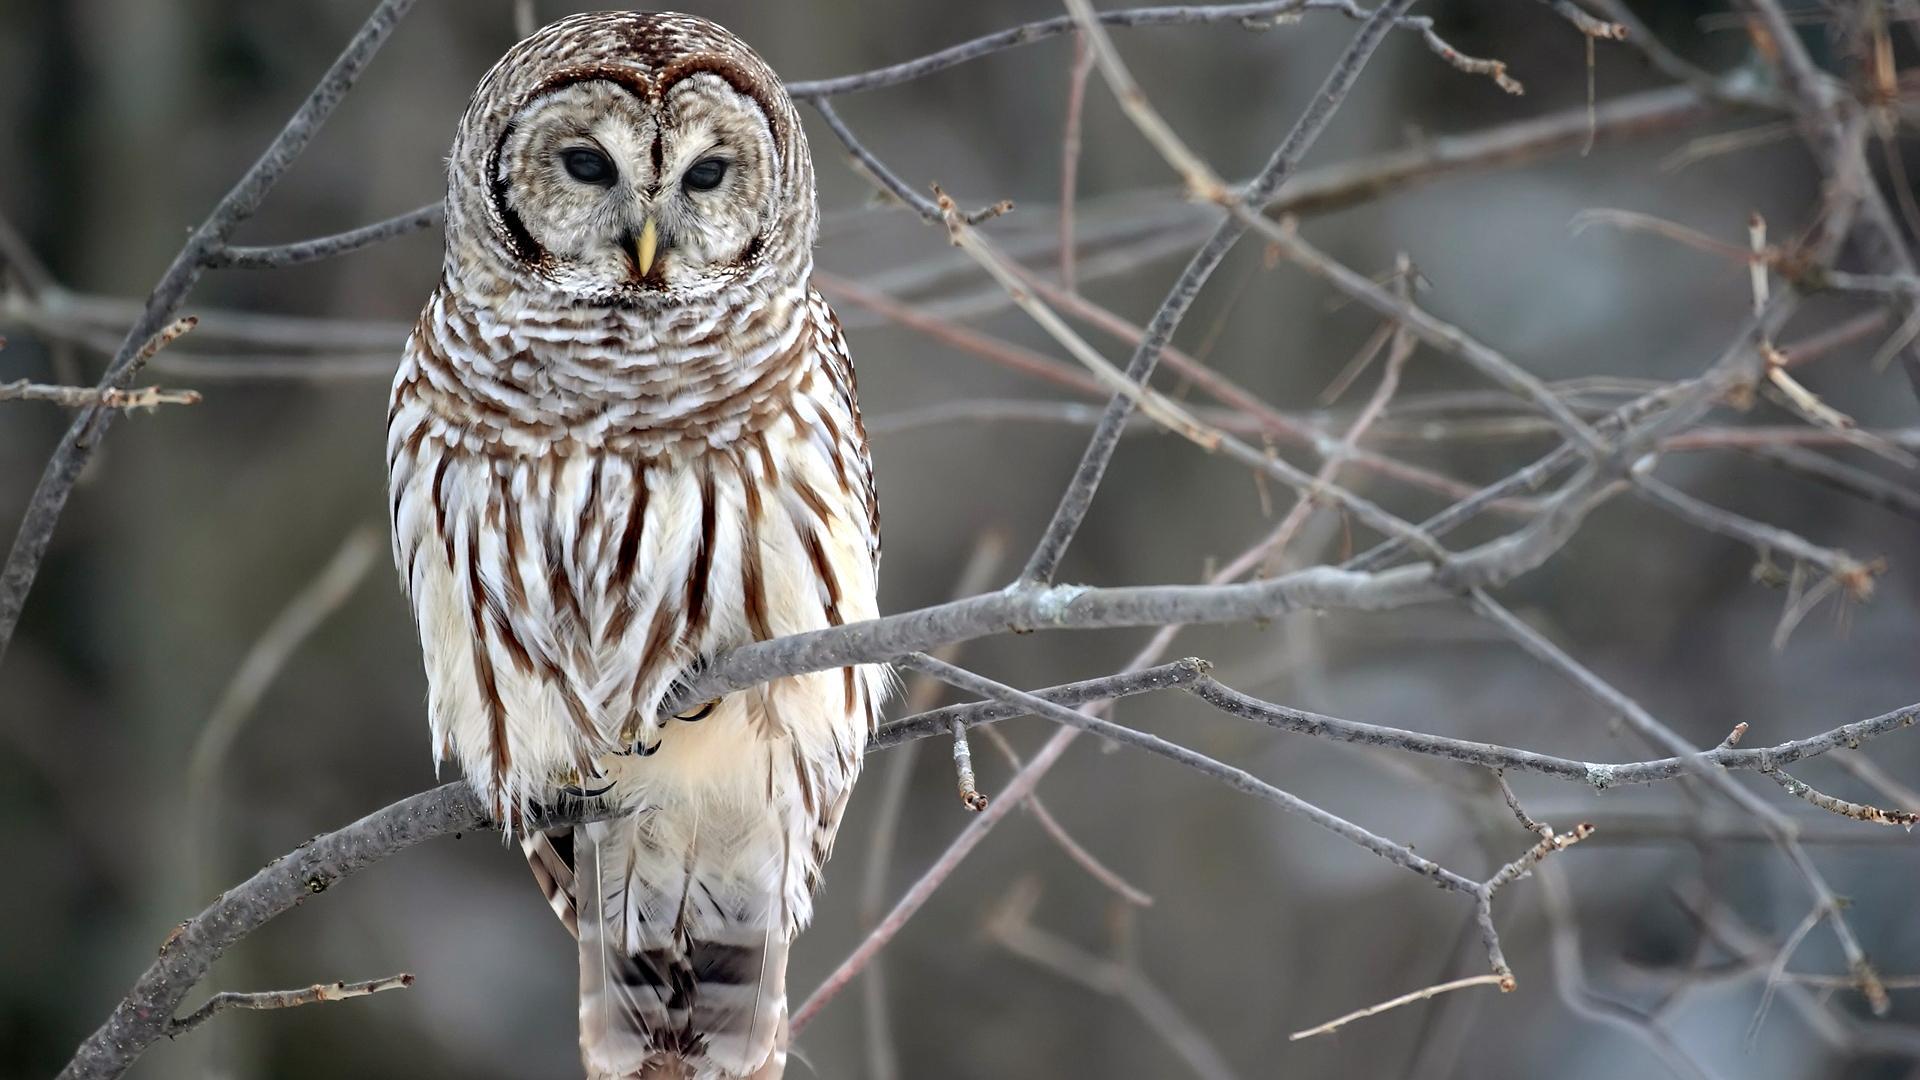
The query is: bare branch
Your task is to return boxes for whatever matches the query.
[0,379,199,409]
[782,2,1491,100]
[872,659,1210,751]
[1290,974,1512,1041]
[1738,443,1920,523]
[1018,0,1419,584]
[896,653,1483,893]
[1539,0,1628,40]
[185,528,383,892]
[1189,676,1920,791]
[60,783,486,1080]
[1631,472,1882,597]
[987,883,1233,1077]
[1761,766,1920,828]
[976,725,1156,906]
[168,974,414,1038]
[1059,30,1095,292]
[1537,863,1722,1080]
[1066,0,1230,202]
[948,717,989,812]
[1493,770,1551,838]
[1253,216,1604,452]
[205,202,443,269]
[0,0,420,667]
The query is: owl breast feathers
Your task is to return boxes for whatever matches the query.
[385,12,883,1079]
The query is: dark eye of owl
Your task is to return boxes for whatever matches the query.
[560,147,615,186]
[683,157,728,192]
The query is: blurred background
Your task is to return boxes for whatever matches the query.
[4,2,1919,1078]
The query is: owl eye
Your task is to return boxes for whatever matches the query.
[683,157,728,192]
[560,147,615,186]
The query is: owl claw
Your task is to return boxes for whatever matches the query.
[673,699,717,722]
[549,765,614,800]
[604,720,669,757]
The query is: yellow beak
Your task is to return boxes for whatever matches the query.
[634,217,659,277]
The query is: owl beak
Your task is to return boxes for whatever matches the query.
[632,217,659,278]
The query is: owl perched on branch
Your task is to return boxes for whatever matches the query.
[385,12,884,1078]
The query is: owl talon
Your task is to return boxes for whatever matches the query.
[550,766,614,799]
[631,739,662,757]
[673,699,717,722]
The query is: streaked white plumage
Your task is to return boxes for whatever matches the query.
[386,13,881,1079]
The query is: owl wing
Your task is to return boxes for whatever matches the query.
[806,287,880,567]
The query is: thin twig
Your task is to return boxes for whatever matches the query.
[783,2,1504,100]
[1254,216,1604,452]
[1011,267,1499,506]
[816,271,1106,397]
[986,883,1234,1078]
[1018,0,1421,584]
[168,974,414,1037]
[1760,766,1920,827]
[205,203,443,269]
[949,718,989,811]
[1541,0,1628,40]
[1188,677,1920,790]
[977,725,1155,906]
[896,654,1482,895]
[184,527,383,894]
[1290,974,1512,1041]
[871,660,1211,751]
[1829,749,1920,811]
[1261,253,1416,565]
[1630,472,1881,598]
[1748,905,1829,1045]
[1493,770,1551,838]
[0,380,200,409]
[1537,863,1722,1080]
[1065,0,1230,202]
[1059,30,1095,291]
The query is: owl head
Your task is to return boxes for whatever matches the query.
[444,12,815,306]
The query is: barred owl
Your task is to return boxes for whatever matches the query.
[385,13,883,1079]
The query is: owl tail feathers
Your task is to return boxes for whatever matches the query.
[522,827,580,937]
[542,823,790,1080]
[609,1015,790,1080]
